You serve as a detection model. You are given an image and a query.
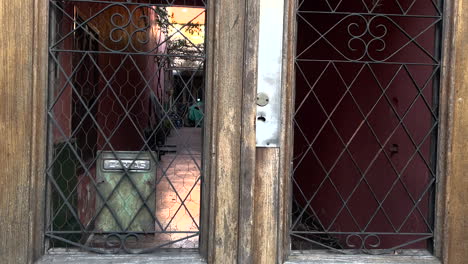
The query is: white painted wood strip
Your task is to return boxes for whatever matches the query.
[255,0,285,147]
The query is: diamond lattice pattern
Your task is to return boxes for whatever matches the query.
[292,0,442,252]
[46,0,206,253]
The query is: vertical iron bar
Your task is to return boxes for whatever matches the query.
[427,0,444,253]
[45,0,59,250]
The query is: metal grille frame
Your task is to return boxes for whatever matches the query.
[45,0,207,254]
[290,0,444,255]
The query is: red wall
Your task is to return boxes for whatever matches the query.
[294,0,440,249]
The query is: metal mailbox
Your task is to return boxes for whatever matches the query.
[95,151,157,233]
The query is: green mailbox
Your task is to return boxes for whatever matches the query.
[95,151,156,233]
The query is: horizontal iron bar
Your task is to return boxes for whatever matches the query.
[46,231,200,234]
[49,49,206,58]
[295,59,440,66]
[49,0,206,8]
[297,11,442,19]
[290,231,434,236]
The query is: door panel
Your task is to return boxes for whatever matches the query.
[1,0,468,263]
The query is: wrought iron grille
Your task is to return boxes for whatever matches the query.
[291,0,443,254]
[46,0,206,253]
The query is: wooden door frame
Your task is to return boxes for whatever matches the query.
[1,0,468,263]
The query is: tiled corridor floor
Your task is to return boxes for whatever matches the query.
[154,127,202,248]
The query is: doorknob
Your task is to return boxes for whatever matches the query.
[257,92,270,107]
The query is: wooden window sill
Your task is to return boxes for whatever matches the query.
[285,250,441,264]
[36,252,205,264]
